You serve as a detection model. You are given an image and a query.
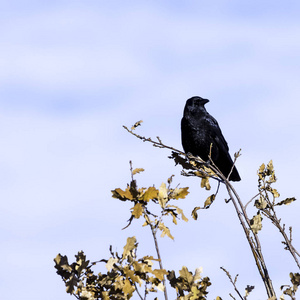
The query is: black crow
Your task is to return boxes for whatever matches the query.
[181,96,241,181]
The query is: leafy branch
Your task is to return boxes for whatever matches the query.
[123,121,299,299]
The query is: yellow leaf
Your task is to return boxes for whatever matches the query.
[152,269,168,280]
[106,257,118,271]
[179,266,193,284]
[271,188,280,198]
[276,197,296,206]
[100,291,110,300]
[254,197,268,209]
[176,207,188,222]
[250,213,263,234]
[171,187,189,200]
[190,286,200,300]
[112,187,133,200]
[267,160,274,174]
[123,266,141,285]
[191,207,201,220]
[259,163,265,174]
[123,237,137,258]
[131,203,143,219]
[201,177,211,190]
[158,222,174,240]
[193,267,203,282]
[131,120,143,130]
[204,194,215,208]
[141,186,158,202]
[132,168,145,175]
[123,279,135,296]
[158,182,168,209]
[156,282,165,292]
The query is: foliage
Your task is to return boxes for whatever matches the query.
[54,122,299,300]
[55,162,215,299]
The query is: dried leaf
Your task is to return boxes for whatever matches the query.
[132,168,145,175]
[112,187,133,201]
[254,197,268,209]
[176,206,188,222]
[192,207,201,220]
[193,267,203,282]
[201,177,211,190]
[123,237,137,258]
[131,203,143,219]
[141,186,158,202]
[158,222,174,240]
[250,213,263,234]
[271,188,280,198]
[152,269,168,280]
[66,274,78,294]
[245,285,255,296]
[179,266,193,284]
[204,194,215,208]
[158,182,168,209]
[276,197,296,206]
[106,257,118,271]
[156,282,165,291]
[258,163,265,174]
[123,278,135,296]
[171,187,189,200]
[266,160,274,175]
[131,120,143,130]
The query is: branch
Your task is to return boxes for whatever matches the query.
[124,123,277,298]
[220,267,244,300]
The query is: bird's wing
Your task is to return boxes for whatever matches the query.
[205,114,229,152]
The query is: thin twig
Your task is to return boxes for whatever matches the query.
[148,221,168,300]
[220,267,244,300]
[244,193,260,211]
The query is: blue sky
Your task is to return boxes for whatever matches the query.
[1,1,300,299]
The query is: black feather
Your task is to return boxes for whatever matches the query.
[181,96,241,181]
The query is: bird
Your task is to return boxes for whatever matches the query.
[181,96,241,181]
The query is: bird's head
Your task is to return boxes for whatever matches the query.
[184,96,209,116]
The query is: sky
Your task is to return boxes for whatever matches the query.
[1,1,300,299]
